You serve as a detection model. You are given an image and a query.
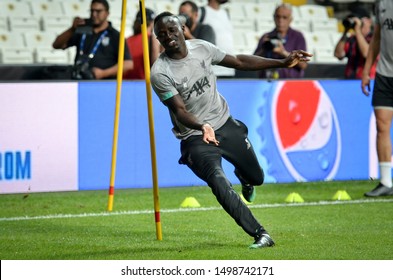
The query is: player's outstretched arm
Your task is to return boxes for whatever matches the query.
[218,50,312,71]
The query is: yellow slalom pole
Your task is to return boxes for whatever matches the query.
[107,0,128,211]
[140,0,162,241]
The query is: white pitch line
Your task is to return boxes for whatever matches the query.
[0,198,392,222]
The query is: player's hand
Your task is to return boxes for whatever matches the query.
[284,50,313,68]
[201,124,219,146]
[361,71,371,96]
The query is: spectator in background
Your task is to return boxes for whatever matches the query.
[124,8,161,80]
[52,0,133,80]
[179,1,216,44]
[198,0,234,78]
[253,4,307,79]
[361,0,393,197]
[334,7,377,79]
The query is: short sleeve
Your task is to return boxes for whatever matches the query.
[201,40,226,65]
[151,72,178,102]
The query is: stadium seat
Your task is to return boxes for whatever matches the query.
[303,31,334,51]
[110,17,132,37]
[299,4,329,20]
[1,48,34,64]
[35,48,70,64]
[258,0,282,4]
[62,1,90,18]
[68,47,76,62]
[0,1,32,17]
[225,2,246,20]
[244,3,277,20]
[291,5,302,20]
[42,16,72,33]
[256,18,274,33]
[127,1,143,20]
[107,0,128,18]
[329,31,345,47]
[0,31,26,48]
[311,18,339,32]
[8,16,40,32]
[231,18,256,33]
[313,47,341,63]
[244,31,262,53]
[0,16,8,32]
[241,0,264,3]
[291,18,311,32]
[30,1,64,17]
[233,30,251,54]
[24,31,57,48]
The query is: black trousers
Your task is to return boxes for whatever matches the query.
[179,117,266,238]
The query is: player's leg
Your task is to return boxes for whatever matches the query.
[179,136,266,238]
[224,118,263,184]
[216,117,264,202]
[366,74,393,196]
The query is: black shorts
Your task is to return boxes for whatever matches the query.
[372,73,393,108]
[179,117,264,185]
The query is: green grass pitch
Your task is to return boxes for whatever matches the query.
[1,180,392,260]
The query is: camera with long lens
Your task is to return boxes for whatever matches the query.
[262,35,285,51]
[342,17,356,30]
[71,59,95,80]
[178,13,193,29]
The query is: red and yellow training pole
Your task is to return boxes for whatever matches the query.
[139,0,162,241]
[107,0,128,211]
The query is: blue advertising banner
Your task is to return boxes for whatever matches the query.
[1,79,385,194]
[78,79,380,191]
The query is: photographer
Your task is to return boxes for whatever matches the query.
[52,0,133,80]
[253,4,307,79]
[178,1,216,45]
[334,7,377,79]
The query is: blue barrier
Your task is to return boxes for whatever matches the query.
[1,79,388,194]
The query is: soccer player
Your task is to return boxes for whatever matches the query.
[361,0,393,197]
[151,12,311,248]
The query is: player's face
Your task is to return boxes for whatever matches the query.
[154,16,184,51]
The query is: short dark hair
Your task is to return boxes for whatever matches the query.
[180,1,198,13]
[349,6,370,18]
[154,11,175,27]
[92,0,109,11]
[136,8,156,23]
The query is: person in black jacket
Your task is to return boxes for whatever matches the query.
[52,0,133,79]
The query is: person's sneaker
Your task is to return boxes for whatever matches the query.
[242,184,256,203]
[235,169,256,203]
[249,234,275,249]
[364,183,393,197]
